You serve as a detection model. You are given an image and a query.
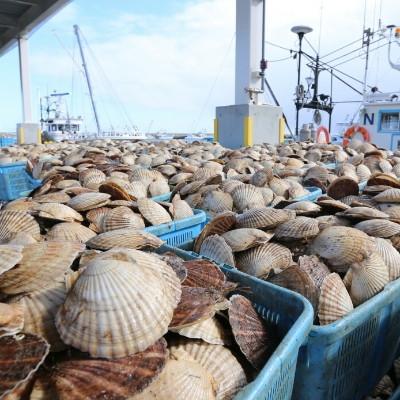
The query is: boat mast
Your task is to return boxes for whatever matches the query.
[73,24,101,136]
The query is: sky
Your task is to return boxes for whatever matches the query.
[0,0,399,134]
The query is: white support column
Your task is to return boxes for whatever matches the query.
[235,0,263,105]
[18,36,33,122]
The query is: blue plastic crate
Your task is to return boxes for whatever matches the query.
[293,277,400,400]
[144,209,206,247]
[0,162,42,201]
[151,192,171,202]
[390,387,400,400]
[0,137,16,147]
[155,243,314,400]
[294,186,322,202]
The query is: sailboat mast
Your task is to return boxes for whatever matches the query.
[73,24,101,136]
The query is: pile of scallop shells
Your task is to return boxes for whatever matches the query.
[0,230,280,398]
[366,357,400,399]
[194,178,400,325]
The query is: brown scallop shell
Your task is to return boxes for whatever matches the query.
[228,294,276,370]
[298,255,331,290]
[236,207,295,230]
[86,228,163,250]
[0,333,50,399]
[367,173,400,189]
[316,196,351,213]
[98,181,133,201]
[158,252,187,282]
[274,216,319,241]
[318,273,354,325]
[199,235,235,267]
[193,212,236,254]
[268,265,319,311]
[52,338,168,400]
[326,177,359,199]
[235,242,292,278]
[354,219,400,238]
[0,241,84,295]
[0,245,23,276]
[0,211,41,243]
[0,303,24,337]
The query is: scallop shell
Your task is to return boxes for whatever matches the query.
[193,212,237,254]
[374,188,400,203]
[327,177,359,200]
[250,168,273,187]
[350,252,390,306]
[269,177,290,197]
[170,287,227,330]
[101,206,145,231]
[134,358,216,400]
[316,215,352,230]
[34,191,71,203]
[357,164,372,182]
[170,196,194,220]
[318,273,354,325]
[269,265,319,311]
[56,253,181,358]
[67,192,111,211]
[354,219,400,238]
[80,168,106,189]
[87,228,164,250]
[9,282,67,351]
[224,227,273,251]
[85,206,111,233]
[0,211,41,243]
[0,333,50,399]
[137,198,172,225]
[34,202,83,222]
[221,179,245,194]
[231,184,265,211]
[169,340,247,400]
[158,252,187,282]
[52,338,168,400]
[228,294,276,369]
[284,201,321,215]
[7,232,38,246]
[3,198,38,212]
[235,242,292,278]
[0,303,24,337]
[378,204,400,222]
[298,255,331,290]
[98,181,133,202]
[374,237,400,281]
[199,235,235,267]
[202,191,233,214]
[149,179,170,197]
[0,245,23,276]
[274,216,319,241]
[310,226,376,269]
[122,180,148,199]
[46,222,96,243]
[0,242,84,295]
[338,206,389,220]
[316,197,351,212]
[371,375,395,398]
[236,207,295,229]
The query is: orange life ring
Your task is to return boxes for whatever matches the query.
[342,125,371,147]
[316,126,331,143]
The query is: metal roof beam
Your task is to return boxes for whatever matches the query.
[0,13,18,28]
[1,0,41,6]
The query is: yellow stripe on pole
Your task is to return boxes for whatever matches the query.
[18,127,25,144]
[279,117,285,144]
[243,116,253,147]
[37,128,42,144]
[213,118,219,142]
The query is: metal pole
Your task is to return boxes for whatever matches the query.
[260,0,266,92]
[295,34,304,137]
[18,37,32,122]
[329,68,333,132]
[73,25,101,136]
[362,28,371,97]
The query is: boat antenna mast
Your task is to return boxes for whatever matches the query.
[73,24,101,136]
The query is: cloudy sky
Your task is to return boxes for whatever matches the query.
[0,0,399,134]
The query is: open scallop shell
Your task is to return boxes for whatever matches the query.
[236,207,295,229]
[87,228,163,250]
[310,226,376,270]
[193,212,236,254]
[34,202,83,222]
[101,206,145,232]
[221,228,273,252]
[67,192,111,211]
[175,317,231,345]
[374,188,400,203]
[231,184,265,212]
[46,222,96,243]
[318,273,354,325]
[374,237,400,281]
[0,333,50,399]
[56,254,180,358]
[228,294,276,370]
[9,282,67,352]
[0,241,84,295]
[0,303,24,337]
[235,242,292,278]
[0,211,41,243]
[99,181,135,201]
[274,216,319,241]
[349,252,390,306]
[134,358,216,400]
[169,340,247,400]
[354,219,400,238]
[0,245,23,276]
[52,338,168,400]
[137,198,172,225]
[268,265,319,311]
[199,235,235,267]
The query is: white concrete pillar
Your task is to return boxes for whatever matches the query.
[235,0,263,105]
[18,36,33,122]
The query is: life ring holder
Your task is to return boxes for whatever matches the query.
[316,126,331,144]
[343,125,371,147]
